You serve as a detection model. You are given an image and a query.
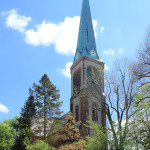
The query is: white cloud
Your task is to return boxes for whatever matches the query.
[25,17,97,55]
[0,103,9,113]
[104,65,109,71]
[2,9,98,55]
[118,48,123,54]
[3,9,31,33]
[103,49,115,55]
[25,17,79,55]
[57,62,73,78]
[100,26,104,34]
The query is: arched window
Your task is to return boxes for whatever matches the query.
[92,102,98,121]
[87,66,97,84]
[73,69,81,95]
[87,67,91,78]
[75,105,79,121]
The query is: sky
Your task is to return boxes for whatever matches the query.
[0,0,150,122]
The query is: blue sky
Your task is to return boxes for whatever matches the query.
[0,0,150,122]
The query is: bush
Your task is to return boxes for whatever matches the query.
[85,118,107,150]
[58,139,86,150]
[26,140,56,150]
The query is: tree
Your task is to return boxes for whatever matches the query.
[128,83,150,149]
[47,113,81,148]
[85,117,107,150]
[59,113,81,144]
[0,123,15,150]
[87,60,137,150]
[12,92,37,150]
[127,29,150,149]
[18,91,36,137]
[0,117,20,150]
[132,29,150,83]
[31,74,63,139]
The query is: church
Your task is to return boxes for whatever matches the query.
[70,0,106,137]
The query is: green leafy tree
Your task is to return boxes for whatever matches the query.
[85,117,107,150]
[3,116,20,133]
[31,74,63,139]
[0,117,20,150]
[0,123,15,150]
[128,83,150,149]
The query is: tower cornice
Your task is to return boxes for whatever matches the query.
[71,56,104,71]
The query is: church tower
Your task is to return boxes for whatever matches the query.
[70,0,106,137]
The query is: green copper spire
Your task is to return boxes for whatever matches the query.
[73,0,100,64]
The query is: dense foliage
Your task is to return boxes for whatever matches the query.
[0,117,20,150]
[85,117,107,150]
[47,113,81,148]
[26,140,56,150]
[58,139,86,150]
[128,83,150,149]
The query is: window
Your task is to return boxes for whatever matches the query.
[87,66,98,79]
[70,102,73,113]
[101,108,106,127]
[87,67,95,88]
[75,105,79,121]
[73,69,81,95]
[87,67,91,78]
[92,102,98,121]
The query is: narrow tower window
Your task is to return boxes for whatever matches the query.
[70,102,73,113]
[75,105,79,121]
[73,69,81,95]
[92,102,98,121]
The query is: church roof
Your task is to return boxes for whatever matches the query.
[73,0,101,64]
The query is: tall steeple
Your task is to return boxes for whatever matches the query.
[70,0,106,137]
[73,0,100,64]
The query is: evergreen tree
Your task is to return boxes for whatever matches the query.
[19,90,36,135]
[32,74,63,139]
[12,91,36,149]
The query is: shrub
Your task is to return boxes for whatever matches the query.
[58,139,86,150]
[26,140,56,150]
[85,118,107,150]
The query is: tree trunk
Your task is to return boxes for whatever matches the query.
[44,98,46,139]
